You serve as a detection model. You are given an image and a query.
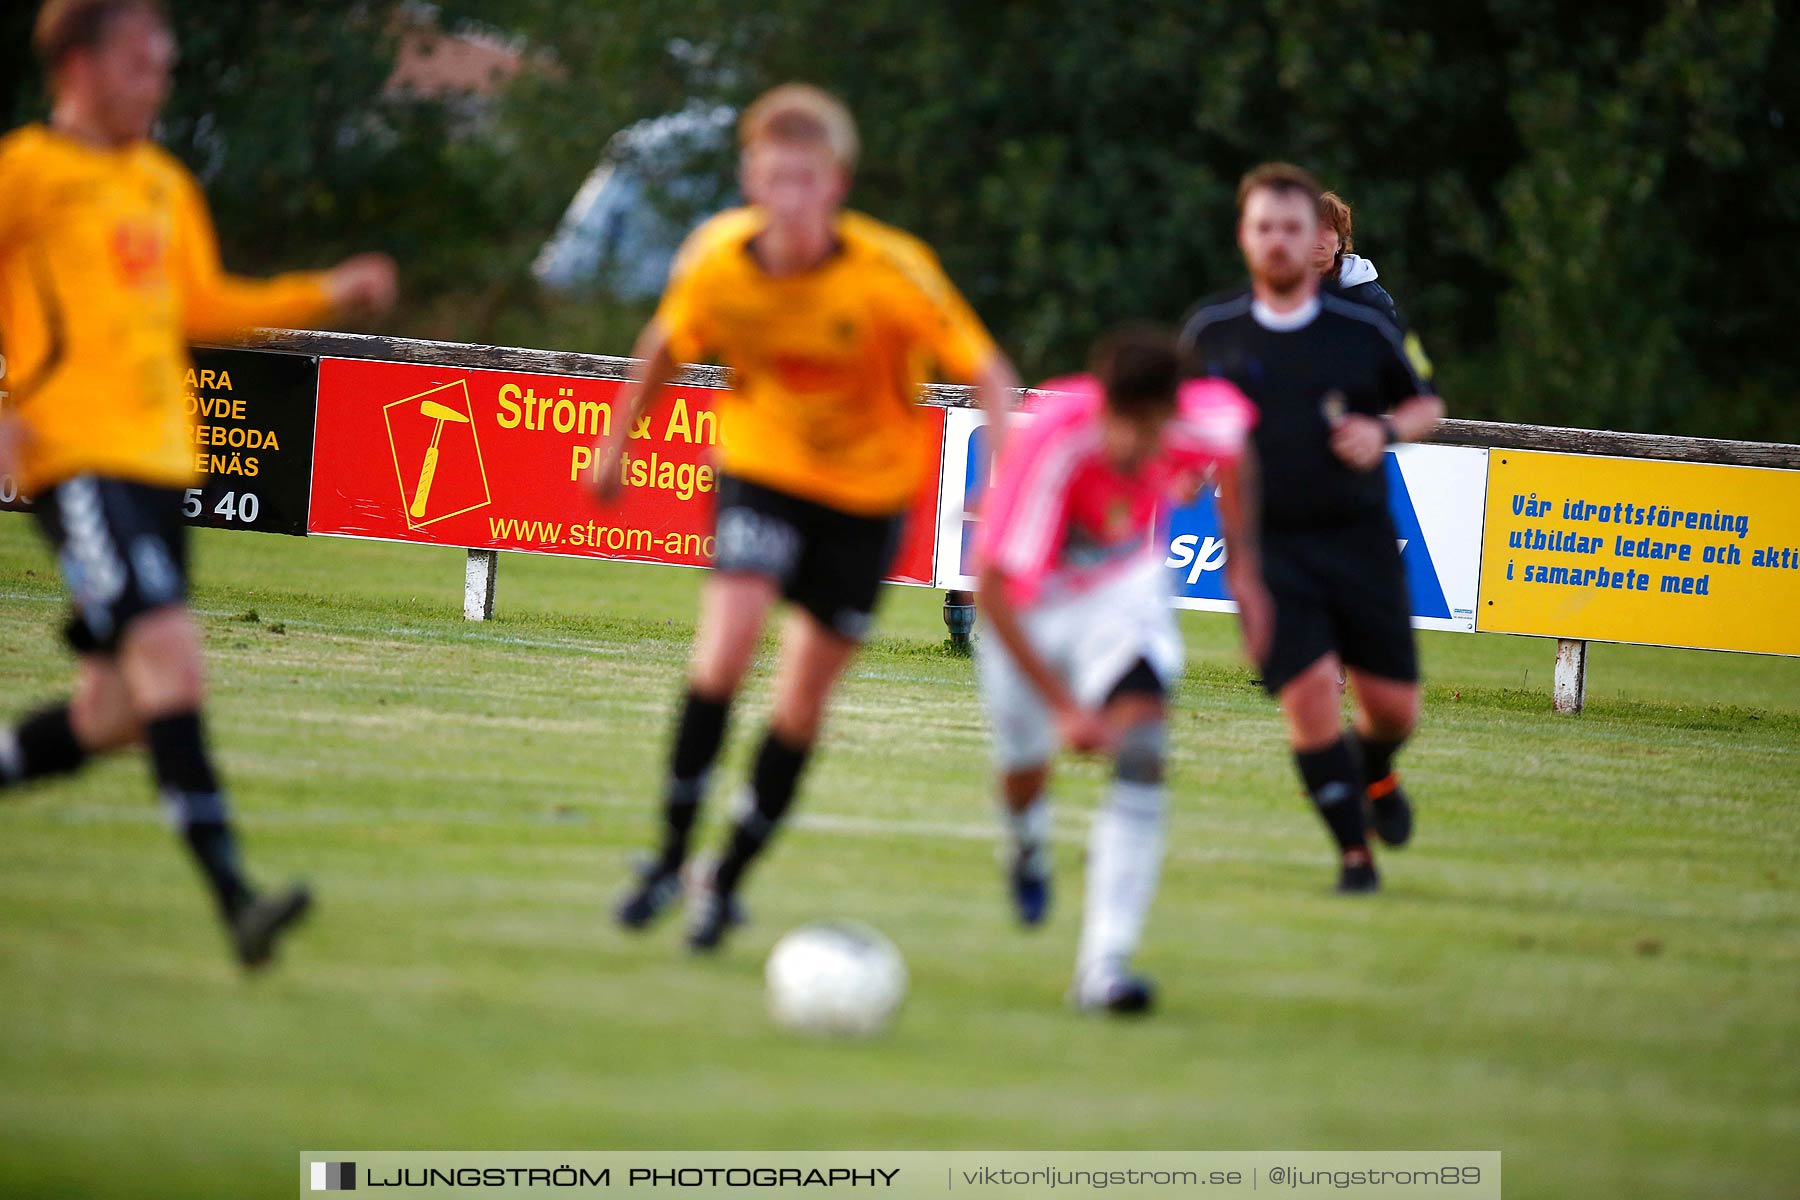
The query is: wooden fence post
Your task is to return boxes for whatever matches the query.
[1553,638,1587,714]
[465,549,498,621]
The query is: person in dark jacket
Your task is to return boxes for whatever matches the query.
[1316,191,1400,323]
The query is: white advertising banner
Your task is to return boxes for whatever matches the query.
[934,407,1486,633]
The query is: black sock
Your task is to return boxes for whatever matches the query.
[1357,732,1406,789]
[657,691,732,873]
[146,712,252,919]
[1295,737,1367,854]
[1,703,88,789]
[712,730,811,898]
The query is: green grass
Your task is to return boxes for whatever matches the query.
[1,514,1797,1200]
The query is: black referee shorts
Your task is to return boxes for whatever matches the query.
[33,475,191,656]
[1258,518,1418,695]
[711,473,905,642]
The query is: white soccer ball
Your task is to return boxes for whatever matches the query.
[764,921,908,1037]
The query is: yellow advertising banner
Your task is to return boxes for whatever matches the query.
[1478,451,1800,656]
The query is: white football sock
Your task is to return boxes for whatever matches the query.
[1001,793,1053,853]
[1075,780,1166,998]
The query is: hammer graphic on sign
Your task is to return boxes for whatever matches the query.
[409,398,472,519]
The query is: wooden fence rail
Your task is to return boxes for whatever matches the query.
[235,329,1800,471]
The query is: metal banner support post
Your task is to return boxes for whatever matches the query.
[942,589,977,651]
[1553,638,1588,715]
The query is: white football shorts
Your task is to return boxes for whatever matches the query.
[976,555,1184,772]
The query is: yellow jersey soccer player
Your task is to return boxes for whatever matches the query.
[0,0,395,968]
[596,84,1020,951]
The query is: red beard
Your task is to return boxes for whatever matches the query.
[1253,252,1309,295]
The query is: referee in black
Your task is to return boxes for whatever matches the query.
[1180,163,1445,893]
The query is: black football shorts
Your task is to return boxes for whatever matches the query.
[1258,517,1418,695]
[33,475,190,655]
[711,473,905,642]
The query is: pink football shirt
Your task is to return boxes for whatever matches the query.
[976,374,1256,606]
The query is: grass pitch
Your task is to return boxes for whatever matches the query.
[0,514,1796,1199]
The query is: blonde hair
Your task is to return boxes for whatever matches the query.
[739,83,859,171]
[34,0,164,69]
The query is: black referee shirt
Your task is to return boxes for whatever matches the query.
[1180,290,1433,533]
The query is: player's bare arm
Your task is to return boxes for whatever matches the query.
[975,563,1109,755]
[323,253,400,315]
[1215,449,1273,666]
[973,351,1022,462]
[1389,392,1446,441]
[0,417,27,483]
[590,319,681,503]
[1330,392,1445,471]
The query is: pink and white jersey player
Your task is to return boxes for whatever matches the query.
[978,374,1257,609]
[971,332,1266,1016]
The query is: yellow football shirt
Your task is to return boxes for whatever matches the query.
[0,124,334,495]
[654,206,998,515]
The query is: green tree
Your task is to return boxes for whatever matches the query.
[1489,0,1794,438]
[8,0,1795,439]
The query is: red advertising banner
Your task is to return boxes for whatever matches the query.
[307,358,944,584]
